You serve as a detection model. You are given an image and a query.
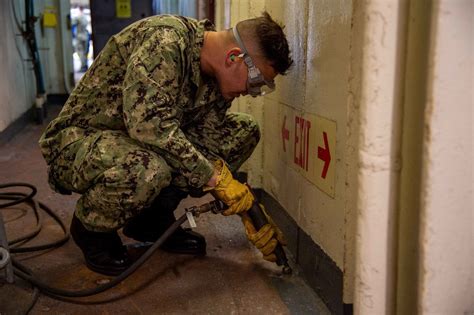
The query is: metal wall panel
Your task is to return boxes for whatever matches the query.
[90,0,153,56]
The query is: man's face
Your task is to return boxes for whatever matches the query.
[218,51,277,100]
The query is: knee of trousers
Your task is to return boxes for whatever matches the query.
[232,112,261,142]
[82,151,173,218]
[233,112,260,138]
[224,113,261,171]
[115,153,172,212]
[76,160,172,232]
[247,116,261,144]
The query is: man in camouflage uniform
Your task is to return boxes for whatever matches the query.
[39,12,292,275]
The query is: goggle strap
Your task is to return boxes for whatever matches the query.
[232,27,257,68]
[232,27,249,55]
[233,26,276,96]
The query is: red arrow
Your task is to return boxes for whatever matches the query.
[281,115,289,152]
[317,132,331,179]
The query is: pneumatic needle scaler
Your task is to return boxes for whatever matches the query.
[187,185,292,275]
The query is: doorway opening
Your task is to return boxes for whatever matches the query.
[70,0,92,84]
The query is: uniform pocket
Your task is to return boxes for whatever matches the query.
[71,132,104,193]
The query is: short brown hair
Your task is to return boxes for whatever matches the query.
[236,12,293,75]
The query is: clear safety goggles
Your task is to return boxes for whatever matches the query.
[232,27,275,97]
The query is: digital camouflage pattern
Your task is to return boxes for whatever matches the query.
[39,15,260,231]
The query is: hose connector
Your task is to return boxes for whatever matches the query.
[185,200,226,217]
[0,247,10,269]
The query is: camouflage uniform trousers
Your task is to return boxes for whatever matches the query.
[48,112,260,232]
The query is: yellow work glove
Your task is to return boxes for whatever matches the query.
[211,160,254,216]
[240,204,287,262]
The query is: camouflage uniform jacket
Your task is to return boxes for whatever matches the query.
[39,15,231,188]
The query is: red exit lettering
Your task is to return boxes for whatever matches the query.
[294,116,311,171]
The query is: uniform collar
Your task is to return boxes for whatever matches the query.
[191,19,215,88]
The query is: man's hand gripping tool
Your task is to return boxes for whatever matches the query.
[185,187,292,275]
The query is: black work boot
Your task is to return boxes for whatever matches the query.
[123,186,206,256]
[70,215,131,276]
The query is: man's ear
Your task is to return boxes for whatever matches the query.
[225,48,242,66]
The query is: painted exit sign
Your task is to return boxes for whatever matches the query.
[280,104,336,198]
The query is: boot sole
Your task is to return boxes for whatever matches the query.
[84,257,131,276]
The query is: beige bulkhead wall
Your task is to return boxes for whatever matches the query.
[396,0,432,313]
[347,0,473,313]
[215,0,356,304]
[0,0,72,132]
[418,0,473,313]
[349,0,408,312]
[0,1,37,131]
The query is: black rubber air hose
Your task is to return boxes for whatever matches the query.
[0,182,188,298]
[12,215,187,298]
[0,182,69,251]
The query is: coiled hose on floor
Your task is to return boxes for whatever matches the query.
[0,182,187,309]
